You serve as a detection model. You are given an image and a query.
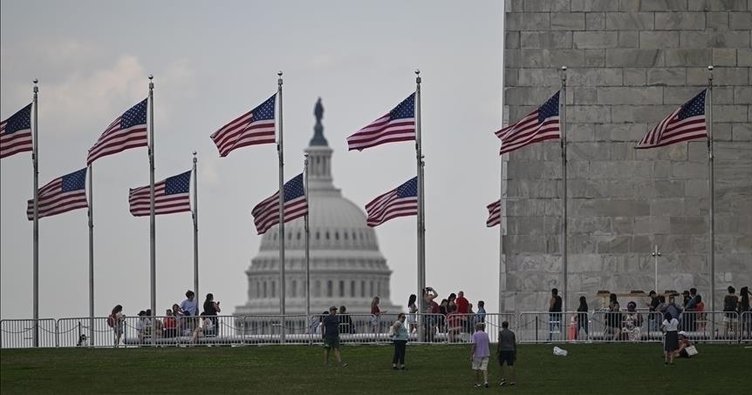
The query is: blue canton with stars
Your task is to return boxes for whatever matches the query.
[165,170,192,195]
[3,103,32,134]
[61,168,88,192]
[252,94,277,121]
[283,173,305,201]
[538,91,559,123]
[678,90,706,120]
[396,177,418,198]
[388,93,415,120]
[121,99,148,128]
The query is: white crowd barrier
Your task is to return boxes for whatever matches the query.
[1,311,746,349]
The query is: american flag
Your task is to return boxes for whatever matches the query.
[129,170,192,217]
[636,90,707,149]
[1,103,33,159]
[211,94,276,157]
[251,173,308,235]
[496,91,560,155]
[486,199,501,227]
[365,177,418,227]
[347,93,415,151]
[87,99,148,164]
[26,168,88,220]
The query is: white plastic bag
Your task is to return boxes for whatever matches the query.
[553,346,568,356]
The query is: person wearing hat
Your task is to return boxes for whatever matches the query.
[322,306,347,367]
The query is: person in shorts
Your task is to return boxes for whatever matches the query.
[497,321,517,386]
[470,322,491,388]
[322,306,347,367]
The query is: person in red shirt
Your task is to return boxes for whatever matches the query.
[456,291,470,314]
[163,308,177,338]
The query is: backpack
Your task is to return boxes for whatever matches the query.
[107,314,116,328]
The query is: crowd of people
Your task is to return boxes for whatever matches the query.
[107,290,222,346]
[417,287,487,342]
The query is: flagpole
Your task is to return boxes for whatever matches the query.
[707,66,715,331]
[148,75,156,346]
[499,0,507,314]
[415,69,426,342]
[277,71,286,343]
[304,154,310,327]
[32,79,39,348]
[560,66,568,313]
[88,164,95,346]
[192,152,199,301]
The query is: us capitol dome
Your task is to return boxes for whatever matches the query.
[235,98,400,316]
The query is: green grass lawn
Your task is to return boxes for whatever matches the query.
[1,343,749,394]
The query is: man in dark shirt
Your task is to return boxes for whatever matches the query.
[497,321,517,386]
[322,306,347,367]
[548,288,563,341]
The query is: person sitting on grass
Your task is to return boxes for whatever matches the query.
[675,332,695,358]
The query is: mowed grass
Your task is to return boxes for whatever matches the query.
[1,343,749,394]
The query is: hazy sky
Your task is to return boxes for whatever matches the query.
[1,0,503,319]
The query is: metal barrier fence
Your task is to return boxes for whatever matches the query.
[1,311,747,349]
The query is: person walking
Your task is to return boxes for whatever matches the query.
[390,313,408,370]
[497,321,517,387]
[470,322,491,388]
[322,306,347,367]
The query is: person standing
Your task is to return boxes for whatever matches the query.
[739,286,751,339]
[470,322,491,388]
[423,287,439,342]
[407,294,418,334]
[108,305,125,347]
[548,288,563,341]
[180,290,199,316]
[576,296,589,339]
[322,306,347,367]
[723,286,739,338]
[661,312,680,365]
[497,321,517,387]
[370,296,385,334]
[202,293,221,336]
[391,313,408,370]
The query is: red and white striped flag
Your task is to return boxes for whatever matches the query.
[26,168,88,220]
[347,93,415,151]
[636,90,707,149]
[251,173,308,235]
[1,103,33,159]
[87,99,148,164]
[128,170,192,217]
[486,199,501,227]
[365,177,418,227]
[496,91,560,155]
[211,94,276,157]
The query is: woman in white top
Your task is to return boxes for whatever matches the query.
[661,312,680,365]
[407,294,418,334]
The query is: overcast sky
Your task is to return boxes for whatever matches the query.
[1,0,503,319]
